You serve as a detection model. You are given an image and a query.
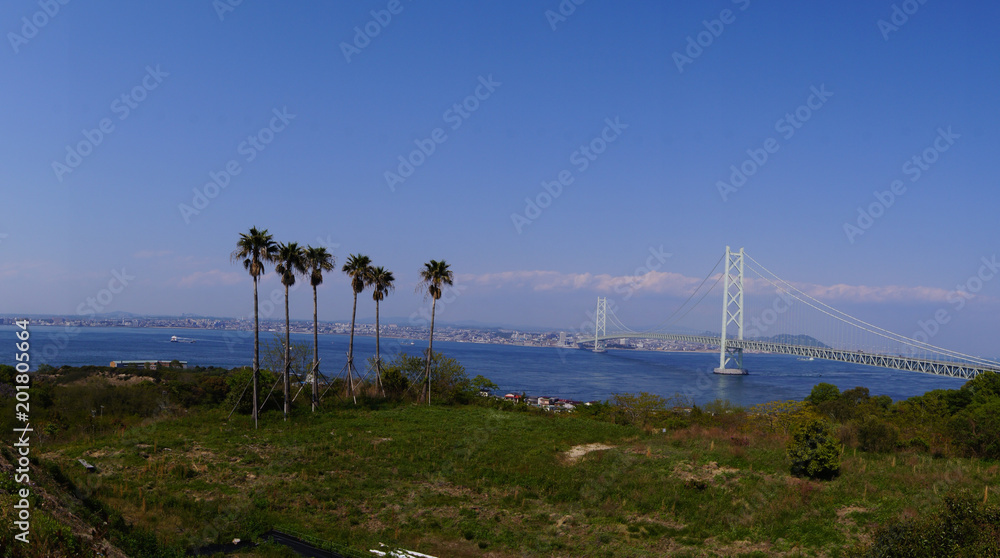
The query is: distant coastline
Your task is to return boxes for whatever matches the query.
[0,316,721,355]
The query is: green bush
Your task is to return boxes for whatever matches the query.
[224,367,280,415]
[609,392,668,427]
[806,382,840,406]
[787,418,841,480]
[380,352,480,404]
[848,491,1000,557]
[856,415,900,453]
[950,399,1000,460]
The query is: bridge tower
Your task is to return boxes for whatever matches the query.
[594,297,607,353]
[715,246,748,375]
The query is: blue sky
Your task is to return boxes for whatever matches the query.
[2,1,999,355]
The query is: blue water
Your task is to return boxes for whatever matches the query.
[5,325,968,406]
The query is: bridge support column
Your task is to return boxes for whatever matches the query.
[593,297,607,353]
[716,246,748,375]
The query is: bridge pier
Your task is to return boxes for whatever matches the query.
[593,297,607,353]
[715,246,748,375]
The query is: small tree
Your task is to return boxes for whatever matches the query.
[225,367,280,415]
[856,415,900,453]
[787,418,841,480]
[610,392,668,428]
[471,375,499,396]
[806,382,840,406]
[380,351,472,404]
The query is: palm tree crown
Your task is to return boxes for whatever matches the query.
[343,253,373,293]
[230,226,278,278]
[304,246,335,288]
[418,259,454,300]
[370,266,395,302]
[275,242,307,288]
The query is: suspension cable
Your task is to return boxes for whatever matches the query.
[744,252,999,367]
[628,252,725,334]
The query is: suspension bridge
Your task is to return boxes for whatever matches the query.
[577,247,1000,380]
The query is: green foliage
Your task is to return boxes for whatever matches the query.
[747,400,817,434]
[609,392,668,427]
[787,419,841,480]
[380,352,479,404]
[0,364,16,386]
[572,400,616,422]
[378,360,410,398]
[224,367,280,415]
[960,371,1000,405]
[849,491,1000,557]
[807,382,840,406]
[260,333,311,379]
[471,375,499,395]
[856,415,899,453]
[950,399,1000,459]
[824,386,872,421]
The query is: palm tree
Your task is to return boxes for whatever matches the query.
[275,242,307,421]
[230,227,278,429]
[369,266,395,395]
[417,260,453,405]
[304,245,335,412]
[342,253,372,403]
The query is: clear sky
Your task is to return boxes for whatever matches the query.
[2,1,999,356]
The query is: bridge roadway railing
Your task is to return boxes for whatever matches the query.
[578,332,1000,380]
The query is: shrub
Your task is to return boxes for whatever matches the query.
[848,491,1000,557]
[787,419,841,480]
[224,367,280,415]
[950,399,1000,460]
[856,415,900,453]
[609,392,668,427]
[380,352,480,404]
[806,382,840,406]
[747,400,816,435]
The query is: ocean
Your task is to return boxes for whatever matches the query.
[7,324,968,406]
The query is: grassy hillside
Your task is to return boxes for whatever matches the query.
[29,402,1000,557]
[2,364,1000,556]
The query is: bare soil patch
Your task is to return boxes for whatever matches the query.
[563,443,615,464]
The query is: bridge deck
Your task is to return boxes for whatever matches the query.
[578,333,999,380]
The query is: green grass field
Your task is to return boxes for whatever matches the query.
[31,401,999,557]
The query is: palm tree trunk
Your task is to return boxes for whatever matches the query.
[425,296,437,405]
[252,277,260,429]
[284,284,290,421]
[348,291,358,404]
[375,300,383,396]
[312,285,319,412]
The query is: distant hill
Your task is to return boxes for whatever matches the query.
[751,333,829,348]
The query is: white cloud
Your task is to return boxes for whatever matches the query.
[459,269,971,305]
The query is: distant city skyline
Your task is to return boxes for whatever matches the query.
[2,2,999,356]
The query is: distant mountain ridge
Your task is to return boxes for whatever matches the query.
[749,333,829,348]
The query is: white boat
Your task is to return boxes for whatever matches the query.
[797,356,814,361]
[170,336,196,343]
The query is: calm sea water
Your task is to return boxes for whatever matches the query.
[5,325,968,406]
